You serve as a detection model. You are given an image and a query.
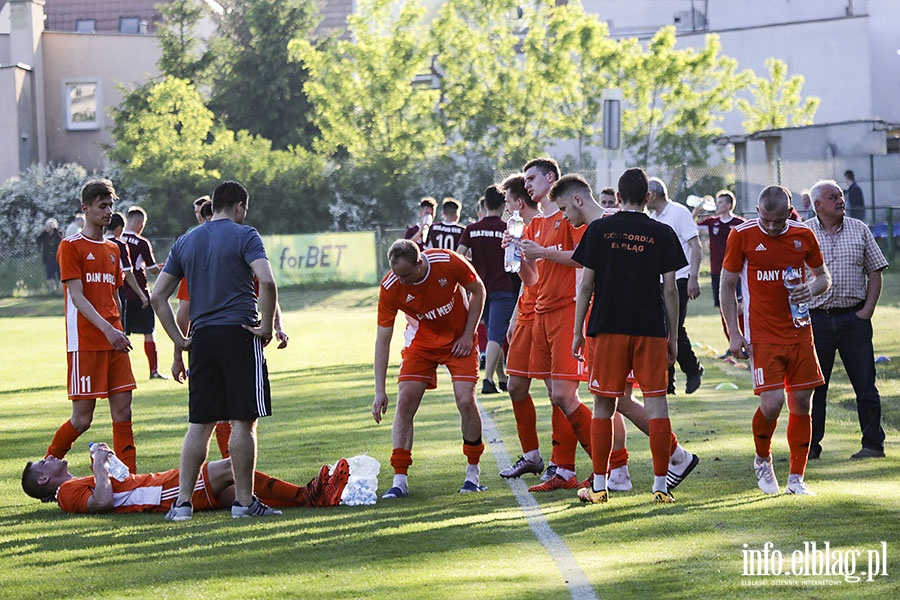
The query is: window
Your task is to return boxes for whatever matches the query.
[119,17,141,34]
[64,80,102,130]
[75,19,96,33]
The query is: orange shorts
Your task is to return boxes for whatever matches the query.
[587,333,668,398]
[750,338,824,395]
[399,340,479,389]
[586,337,638,388]
[506,319,535,378]
[176,277,189,302]
[67,350,136,400]
[532,307,587,381]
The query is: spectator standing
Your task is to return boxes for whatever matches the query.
[458,185,516,395]
[64,214,84,237]
[805,180,888,459]
[647,178,704,394]
[843,170,866,222]
[36,218,63,294]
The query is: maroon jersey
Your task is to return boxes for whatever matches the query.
[698,215,745,274]
[458,216,514,294]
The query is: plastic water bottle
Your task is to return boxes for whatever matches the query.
[504,211,525,273]
[783,266,810,328]
[89,442,130,482]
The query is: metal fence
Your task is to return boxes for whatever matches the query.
[4,158,900,297]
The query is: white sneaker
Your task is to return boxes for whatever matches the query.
[754,456,779,495]
[785,477,816,496]
[607,465,633,492]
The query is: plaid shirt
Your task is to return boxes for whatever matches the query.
[804,216,888,309]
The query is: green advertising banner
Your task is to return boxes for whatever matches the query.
[264,232,378,286]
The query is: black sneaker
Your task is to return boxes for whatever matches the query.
[481,379,499,394]
[685,365,704,394]
[498,380,508,392]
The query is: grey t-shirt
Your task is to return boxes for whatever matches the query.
[163,219,268,331]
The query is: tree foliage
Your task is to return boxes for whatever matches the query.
[157,0,215,86]
[210,0,321,151]
[621,27,750,167]
[737,57,820,133]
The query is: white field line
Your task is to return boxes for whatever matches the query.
[480,406,599,600]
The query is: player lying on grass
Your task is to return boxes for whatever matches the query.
[22,442,350,518]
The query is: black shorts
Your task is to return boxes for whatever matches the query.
[124,299,155,334]
[188,325,272,424]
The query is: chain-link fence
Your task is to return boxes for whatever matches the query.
[4,157,900,298]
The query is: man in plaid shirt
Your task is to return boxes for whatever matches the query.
[804,179,889,460]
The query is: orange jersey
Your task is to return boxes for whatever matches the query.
[176,277,190,301]
[523,210,584,314]
[56,467,218,514]
[722,219,824,344]
[58,234,124,351]
[378,249,479,350]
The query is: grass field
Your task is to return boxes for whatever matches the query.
[0,277,898,599]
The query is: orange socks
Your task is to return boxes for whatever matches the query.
[609,448,629,470]
[511,394,540,454]
[47,420,81,459]
[253,470,311,508]
[214,422,232,458]
[752,407,778,459]
[567,403,593,457]
[111,421,137,473]
[390,448,413,475]
[648,418,672,477]
[144,341,158,374]
[787,412,812,477]
[462,438,485,465]
[590,418,613,478]
[551,404,577,470]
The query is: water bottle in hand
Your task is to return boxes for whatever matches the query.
[89,442,130,482]
[783,266,810,328]
[504,211,525,273]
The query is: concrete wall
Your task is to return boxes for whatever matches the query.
[41,31,159,171]
[0,66,22,178]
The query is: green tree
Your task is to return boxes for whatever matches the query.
[157,0,216,86]
[210,0,321,150]
[738,57,820,132]
[108,77,220,234]
[292,0,445,226]
[621,27,750,167]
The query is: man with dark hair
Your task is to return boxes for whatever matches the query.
[516,157,595,493]
[692,190,746,351]
[570,168,686,504]
[458,185,515,395]
[373,239,487,498]
[405,197,437,249]
[647,177,704,395]
[427,197,465,250]
[805,180,888,460]
[598,187,618,209]
[120,206,166,379]
[721,185,831,496]
[105,212,148,312]
[843,170,866,222]
[36,218,63,294]
[497,173,555,480]
[46,179,138,476]
[151,180,280,521]
[22,443,349,514]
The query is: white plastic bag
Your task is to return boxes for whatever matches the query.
[339,454,381,506]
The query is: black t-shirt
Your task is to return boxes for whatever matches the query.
[572,211,686,338]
